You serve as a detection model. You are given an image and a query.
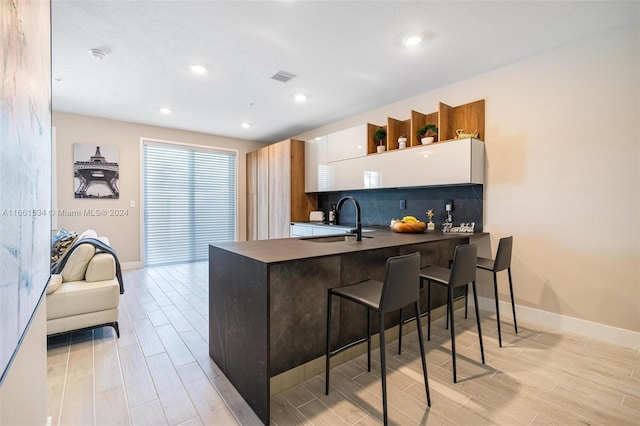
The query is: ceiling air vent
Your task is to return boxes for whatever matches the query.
[270,70,296,83]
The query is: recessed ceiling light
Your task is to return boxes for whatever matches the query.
[402,33,423,46]
[293,93,308,102]
[241,122,251,129]
[160,107,172,114]
[190,63,208,74]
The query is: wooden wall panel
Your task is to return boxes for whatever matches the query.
[256,146,269,240]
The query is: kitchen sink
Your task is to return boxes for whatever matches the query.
[300,234,373,243]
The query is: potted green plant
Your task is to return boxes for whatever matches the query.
[374,128,387,153]
[417,124,438,145]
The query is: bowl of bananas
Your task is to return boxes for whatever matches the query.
[390,216,427,233]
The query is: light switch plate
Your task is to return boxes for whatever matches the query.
[130,200,135,208]
[400,200,406,210]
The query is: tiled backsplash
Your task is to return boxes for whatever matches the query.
[316,184,483,231]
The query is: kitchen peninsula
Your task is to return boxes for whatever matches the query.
[209,228,487,423]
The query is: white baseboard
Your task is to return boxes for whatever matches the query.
[120,261,143,271]
[472,296,640,351]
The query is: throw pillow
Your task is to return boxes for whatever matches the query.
[51,228,77,263]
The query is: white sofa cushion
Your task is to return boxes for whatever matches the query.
[85,253,116,282]
[46,274,63,295]
[61,243,96,282]
[47,278,120,320]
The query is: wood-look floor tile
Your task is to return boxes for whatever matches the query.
[302,375,371,425]
[280,382,316,408]
[47,334,70,366]
[210,374,263,426]
[93,332,124,393]
[155,323,195,367]
[271,393,312,426]
[160,304,193,333]
[132,318,165,357]
[46,363,67,426]
[66,330,94,380]
[130,399,168,426]
[95,385,130,426]
[59,374,94,426]
[147,353,198,425]
[297,397,350,425]
[118,344,158,408]
[182,377,239,425]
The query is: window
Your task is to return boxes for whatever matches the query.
[143,140,236,266]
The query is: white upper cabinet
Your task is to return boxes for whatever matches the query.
[326,124,367,162]
[323,138,484,192]
[304,136,328,193]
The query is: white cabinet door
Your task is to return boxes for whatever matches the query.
[305,136,328,193]
[327,124,367,163]
[324,138,484,191]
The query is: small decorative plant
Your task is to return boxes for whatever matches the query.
[374,128,387,145]
[417,124,438,138]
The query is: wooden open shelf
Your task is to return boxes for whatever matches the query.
[366,99,485,155]
[387,117,411,151]
[367,123,387,154]
[411,110,439,147]
[439,99,485,142]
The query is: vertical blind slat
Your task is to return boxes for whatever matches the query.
[143,142,236,266]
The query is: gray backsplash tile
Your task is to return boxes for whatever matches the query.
[317,184,483,231]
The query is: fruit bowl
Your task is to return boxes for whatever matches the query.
[390,219,426,233]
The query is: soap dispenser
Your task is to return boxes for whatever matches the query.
[328,204,336,224]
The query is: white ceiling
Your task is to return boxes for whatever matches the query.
[52,1,639,143]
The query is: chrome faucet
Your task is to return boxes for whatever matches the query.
[336,196,362,241]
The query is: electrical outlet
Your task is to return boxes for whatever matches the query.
[400,200,406,210]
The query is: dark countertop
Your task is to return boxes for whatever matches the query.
[211,228,487,264]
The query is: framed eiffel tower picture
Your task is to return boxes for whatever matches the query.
[74,144,120,199]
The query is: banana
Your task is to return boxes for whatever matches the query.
[402,215,418,223]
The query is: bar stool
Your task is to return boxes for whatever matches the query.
[325,252,430,425]
[476,236,516,347]
[422,243,485,383]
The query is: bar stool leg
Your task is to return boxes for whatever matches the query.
[464,284,469,319]
[445,290,451,329]
[472,281,485,364]
[493,271,503,348]
[414,301,431,406]
[426,279,432,341]
[398,308,403,355]
[508,267,518,334]
[446,286,469,328]
[367,308,372,372]
[448,287,457,383]
[325,291,332,395]
[379,312,388,425]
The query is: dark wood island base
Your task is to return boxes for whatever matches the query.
[209,229,486,424]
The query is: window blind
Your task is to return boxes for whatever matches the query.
[143,141,236,266]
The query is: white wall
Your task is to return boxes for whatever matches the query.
[0,300,47,426]
[295,24,640,334]
[52,112,267,264]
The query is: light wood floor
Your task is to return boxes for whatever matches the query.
[47,262,640,425]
